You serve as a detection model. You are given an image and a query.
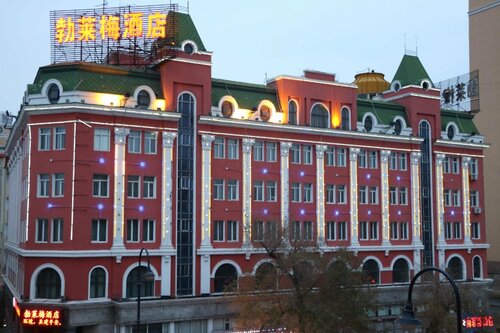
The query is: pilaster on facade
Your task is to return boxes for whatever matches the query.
[111,127,130,252]
[410,152,422,248]
[280,142,293,244]
[435,153,446,247]
[349,148,361,247]
[200,134,215,249]
[462,156,472,246]
[316,145,327,247]
[380,150,391,247]
[242,138,255,249]
[161,131,177,250]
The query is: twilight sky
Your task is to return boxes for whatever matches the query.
[0,0,469,114]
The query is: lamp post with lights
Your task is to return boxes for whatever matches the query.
[136,248,155,333]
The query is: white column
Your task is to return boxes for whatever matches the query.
[161,255,172,297]
[410,152,422,273]
[349,148,360,247]
[200,134,215,248]
[380,150,391,246]
[161,132,177,249]
[462,156,472,245]
[280,142,293,244]
[242,138,255,248]
[316,145,327,247]
[435,153,446,269]
[112,128,129,251]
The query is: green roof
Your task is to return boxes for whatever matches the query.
[441,110,479,135]
[357,98,408,125]
[28,62,163,98]
[172,12,206,52]
[211,78,279,110]
[392,54,433,87]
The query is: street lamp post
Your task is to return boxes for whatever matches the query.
[397,266,462,333]
[136,248,155,333]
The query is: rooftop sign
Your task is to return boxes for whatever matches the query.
[436,70,480,113]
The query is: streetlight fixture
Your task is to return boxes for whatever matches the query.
[136,248,155,333]
[396,266,462,333]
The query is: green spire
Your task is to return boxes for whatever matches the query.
[172,12,206,52]
[392,54,433,87]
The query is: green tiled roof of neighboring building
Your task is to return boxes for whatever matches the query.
[173,12,206,52]
[212,78,279,110]
[357,98,408,125]
[28,62,163,98]
[441,110,479,134]
[392,54,433,87]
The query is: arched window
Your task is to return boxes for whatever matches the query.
[90,267,106,298]
[394,119,402,135]
[221,100,234,118]
[392,258,409,283]
[214,264,238,293]
[364,116,373,132]
[36,268,61,299]
[126,266,154,298]
[447,125,456,140]
[255,262,278,290]
[341,107,350,130]
[447,257,464,280]
[311,104,329,128]
[48,84,60,104]
[362,259,379,284]
[473,257,482,279]
[137,90,151,109]
[288,100,297,125]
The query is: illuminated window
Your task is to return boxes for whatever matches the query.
[227,180,239,201]
[47,84,60,104]
[253,140,264,161]
[54,127,66,150]
[53,173,64,197]
[91,219,107,242]
[213,220,224,241]
[93,128,110,151]
[260,105,271,122]
[39,128,51,151]
[221,100,234,117]
[38,174,50,197]
[213,180,224,200]
[144,131,157,154]
[392,258,409,283]
[362,259,379,284]
[36,218,49,243]
[253,181,264,201]
[90,267,106,299]
[52,218,63,243]
[266,181,277,202]
[227,220,238,242]
[214,264,238,293]
[128,130,141,153]
[214,137,225,159]
[137,90,151,109]
[143,219,155,242]
[143,176,156,198]
[92,174,109,197]
[126,266,154,298]
[311,104,329,128]
[266,142,277,162]
[35,268,61,299]
[341,107,350,130]
[288,100,297,125]
[227,139,239,159]
[127,175,140,198]
[126,219,139,242]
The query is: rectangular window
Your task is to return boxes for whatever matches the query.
[469,158,478,179]
[390,222,398,239]
[128,130,141,153]
[127,175,140,198]
[369,186,378,204]
[359,186,368,204]
[91,219,107,242]
[227,180,239,201]
[445,222,452,239]
[390,187,397,205]
[214,137,225,159]
[337,185,346,204]
[266,221,278,241]
[53,173,64,197]
[214,220,224,242]
[94,128,110,151]
[213,180,225,200]
[337,148,346,167]
[36,218,48,243]
[227,139,239,159]
[470,191,479,207]
[338,221,347,240]
[443,157,450,174]
[326,147,335,166]
[143,176,156,198]
[180,176,191,190]
[389,152,397,170]
[254,141,264,161]
[399,153,407,170]
[144,131,157,154]
[452,190,461,207]
[326,184,335,204]
[452,157,460,174]
[400,222,409,240]
[358,149,367,168]
[266,142,277,162]
[227,220,238,242]
[399,187,408,205]
[369,151,378,169]
[471,222,480,239]
[304,221,313,240]
[39,128,51,150]
[444,189,451,206]
[93,174,109,197]
[303,183,313,203]
[38,174,50,197]
[291,144,300,164]
[266,181,277,202]
[327,221,336,240]
[54,127,66,150]
[453,222,461,239]
[52,218,63,243]
[303,145,312,164]
[370,221,378,240]
[360,221,368,240]
[253,181,264,201]
[127,219,140,242]
[143,219,155,242]
[292,221,301,240]
[253,221,264,241]
[291,183,301,202]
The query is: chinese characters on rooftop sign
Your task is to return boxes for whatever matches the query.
[21,308,63,327]
[436,70,480,113]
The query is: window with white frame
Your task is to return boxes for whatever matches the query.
[127,175,140,198]
[39,128,51,151]
[444,222,452,239]
[470,191,479,207]
[325,147,335,166]
[143,176,156,198]
[213,220,224,242]
[389,152,397,170]
[266,142,277,162]
[326,184,335,204]
[128,130,141,153]
[253,181,264,201]
[38,174,50,197]
[52,218,63,243]
[453,222,461,239]
[369,151,378,169]
[143,219,155,242]
[36,218,49,242]
[360,221,369,240]
[400,222,409,240]
[337,185,346,204]
[54,127,66,150]
[53,173,64,197]
[399,187,408,205]
[94,128,110,151]
[292,221,301,240]
[266,181,277,201]
[370,222,378,240]
[390,222,398,239]
[93,174,109,197]
[291,144,300,164]
[471,222,480,239]
[291,183,301,202]
[452,157,460,174]
[303,183,313,203]
[304,221,313,240]
[91,219,107,242]
[213,180,224,200]
[359,186,368,204]
[144,132,157,154]
[227,220,238,242]
[253,221,264,241]
[127,219,140,242]
[399,153,407,170]
[369,186,378,204]
[337,148,346,167]
[227,139,239,159]
[214,137,225,158]
[469,158,478,179]
[444,189,451,206]
[390,187,397,205]
[253,141,264,161]
[338,221,347,240]
[452,190,461,207]
[327,221,336,240]
[227,180,239,201]
[358,149,367,168]
[442,157,450,174]
[303,145,312,164]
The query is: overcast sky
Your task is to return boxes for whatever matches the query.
[0,0,469,114]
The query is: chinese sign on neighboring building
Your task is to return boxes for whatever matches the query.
[21,308,63,327]
[436,70,480,113]
[462,315,494,331]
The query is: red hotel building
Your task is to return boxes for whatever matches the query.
[2,9,490,333]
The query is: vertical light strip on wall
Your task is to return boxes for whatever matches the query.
[242,138,255,246]
[280,142,292,242]
[462,156,472,243]
[349,148,360,246]
[161,132,176,245]
[113,128,128,244]
[200,134,214,246]
[70,122,76,240]
[26,125,32,242]
[435,154,445,244]
[316,145,327,246]
[410,152,422,245]
[380,150,391,245]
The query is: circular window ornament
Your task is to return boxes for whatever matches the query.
[447,125,455,140]
[137,90,151,109]
[260,105,271,122]
[391,81,401,92]
[364,116,373,132]
[48,84,60,104]
[394,119,402,135]
[421,79,431,91]
[183,42,195,55]
[221,101,234,117]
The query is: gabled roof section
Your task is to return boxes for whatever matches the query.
[392,54,433,87]
[28,62,163,98]
[357,98,408,125]
[212,78,279,110]
[172,12,206,52]
[441,110,479,134]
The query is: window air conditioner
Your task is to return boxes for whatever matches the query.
[473,207,482,214]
